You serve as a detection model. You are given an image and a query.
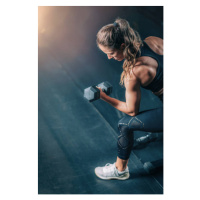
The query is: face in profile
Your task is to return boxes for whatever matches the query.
[98,44,125,61]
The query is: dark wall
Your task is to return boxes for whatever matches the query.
[38,6,163,64]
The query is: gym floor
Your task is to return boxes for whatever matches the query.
[38,6,163,194]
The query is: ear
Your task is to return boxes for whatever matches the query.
[120,43,125,50]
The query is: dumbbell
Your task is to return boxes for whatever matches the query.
[143,159,163,174]
[84,81,112,102]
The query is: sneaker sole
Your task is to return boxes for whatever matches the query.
[95,170,130,180]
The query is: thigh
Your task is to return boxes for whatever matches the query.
[119,107,163,132]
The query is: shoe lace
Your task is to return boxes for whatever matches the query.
[104,163,115,173]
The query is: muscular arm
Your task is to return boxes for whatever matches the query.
[99,75,141,116]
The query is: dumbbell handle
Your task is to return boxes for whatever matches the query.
[97,87,105,93]
[97,81,112,95]
[84,81,112,102]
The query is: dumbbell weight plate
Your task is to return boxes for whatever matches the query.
[83,86,100,102]
[143,159,163,174]
[97,81,112,95]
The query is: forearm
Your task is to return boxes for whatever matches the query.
[101,95,137,116]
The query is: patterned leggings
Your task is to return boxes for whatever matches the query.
[117,107,163,160]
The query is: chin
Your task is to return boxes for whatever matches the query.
[118,58,124,61]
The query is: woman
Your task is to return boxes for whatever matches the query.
[94,18,163,180]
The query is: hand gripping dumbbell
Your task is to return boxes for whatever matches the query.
[84,81,112,102]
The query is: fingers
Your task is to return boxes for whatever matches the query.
[96,86,103,92]
[96,86,106,96]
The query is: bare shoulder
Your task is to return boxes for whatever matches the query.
[145,36,163,43]
[132,63,156,86]
[144,36,163,55]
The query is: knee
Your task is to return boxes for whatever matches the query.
[117,119,133,150]
[118,115,142,133]
[118,118,130,135]
[119,115,144,133]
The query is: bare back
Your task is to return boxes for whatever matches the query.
[133,36,163,87]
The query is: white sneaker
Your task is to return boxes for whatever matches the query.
[95,163,130,180]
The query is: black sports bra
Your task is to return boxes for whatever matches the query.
[139,41,163,96]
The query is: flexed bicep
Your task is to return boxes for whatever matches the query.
[124,77,141,116]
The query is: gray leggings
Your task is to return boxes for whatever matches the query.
[117,107,163,160]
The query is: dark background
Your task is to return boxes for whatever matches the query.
[38,6,163,194]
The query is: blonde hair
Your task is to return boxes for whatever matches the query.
[96,18,143,86]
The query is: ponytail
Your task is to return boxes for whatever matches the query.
[114,18,143,86]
